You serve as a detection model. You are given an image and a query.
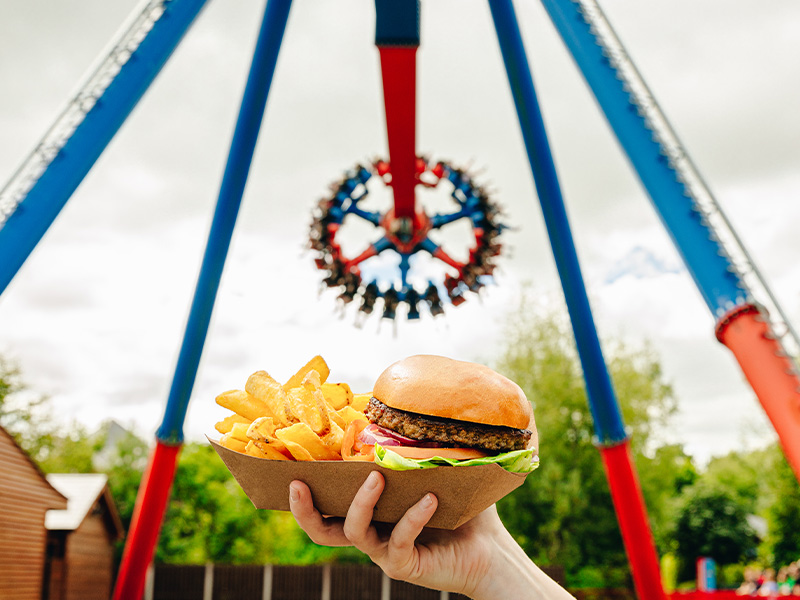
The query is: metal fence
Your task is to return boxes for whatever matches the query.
[145,564,477,600]
[144,563,571,600]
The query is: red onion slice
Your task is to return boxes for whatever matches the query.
[358,423,442,448]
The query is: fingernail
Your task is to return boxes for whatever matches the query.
[289,484,299,503]
[366,471,380,490]
[421,493,435,509]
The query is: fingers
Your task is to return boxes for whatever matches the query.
[342,471,385,554]
[289,481,350,547]
[388,493,438,558]
[290,473,439,573]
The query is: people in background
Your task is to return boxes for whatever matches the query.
[737,566,761,596]
[788,561,800,595]
[736,560,800,598]
[759,568,779,596]
[777,567,790,595]
[739,562,800,597]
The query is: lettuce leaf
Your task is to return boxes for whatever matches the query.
[374,444,540,474]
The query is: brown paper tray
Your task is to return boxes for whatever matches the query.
[209,437,529,530]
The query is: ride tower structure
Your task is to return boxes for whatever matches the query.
[1,2,799,600]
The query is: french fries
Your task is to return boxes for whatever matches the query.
[286,382,329,435]
[321,382,353,410]
[350,393,371,413]
[282,355,330,392]
[219,433,247,453]
[216,389,272,422]
[214,356,371,462]
[246,416,279,442]
[245,372,294,426]
[246,440,290,461]
[215,413,251,434]
[277,423,340,461]
[336,405,368,429]
[228,422,251,443]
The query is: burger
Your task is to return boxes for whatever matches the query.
[342,355,539,473]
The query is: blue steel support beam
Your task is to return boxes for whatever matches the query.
[156,0,293,444]
[487,0,626,445]
[0,0,209,296]
[540,0,746,317]
[374,0,420,46]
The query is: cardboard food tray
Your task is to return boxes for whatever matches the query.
[210,438,529,530]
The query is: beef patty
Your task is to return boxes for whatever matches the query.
[365,397,532,452]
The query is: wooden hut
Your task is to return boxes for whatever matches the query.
[45,474,124,600]
[0,425,68,600]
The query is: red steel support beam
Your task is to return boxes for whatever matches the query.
[716,305,800,483]
[378,47,418,219]
[600,441,668,600]
[113,442,181,600]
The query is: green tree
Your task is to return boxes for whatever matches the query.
[34,425,104,473]
[102,425,150,564]
[0,355,102,471]
[761,445,800,567]
[635,444,698,550]
[701,448,772,516]
[672,487,757,579]
[0,356,50,451]
[493,295,677,585]
[0,356,24,416]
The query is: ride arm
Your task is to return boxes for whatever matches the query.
[0,0,210,296]
[375,0,420,219]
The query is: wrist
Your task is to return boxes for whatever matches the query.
[470,530,574,600]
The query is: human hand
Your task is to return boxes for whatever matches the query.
[289,471,574,599]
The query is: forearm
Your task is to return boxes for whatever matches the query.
[470,530,575,600]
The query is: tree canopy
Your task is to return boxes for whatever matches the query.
[493,296,680,585]
[672,487,758,580]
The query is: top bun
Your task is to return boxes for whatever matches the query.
[373,355,533,430]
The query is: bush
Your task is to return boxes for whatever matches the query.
[569,565,631,588]
[718,564,745,590]
[660,553,678,592]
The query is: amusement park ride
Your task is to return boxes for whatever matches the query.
[1,1,799,599]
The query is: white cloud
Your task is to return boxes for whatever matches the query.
[1,0,799,469]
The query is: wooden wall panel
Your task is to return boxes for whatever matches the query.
[0,429,66,600]
[64,513,115,600]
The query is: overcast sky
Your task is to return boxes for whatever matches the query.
[1,0,799,466]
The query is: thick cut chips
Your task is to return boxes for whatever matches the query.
[246,417,292,454]
[276,423,341,461]
[219,432,247,453]
[282,355,330,392]
[246,440,291,461]
[321,382,353,410]
[229,422,251,443]
[245,371,294,426]
[215,413,251,434]
[336,405,368,429]
[216,389,271,422]
[320,422,344,455]
[213,356,369,462]
[284,372,331,435]
[247,416,278,441]
[350,393,372,413]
